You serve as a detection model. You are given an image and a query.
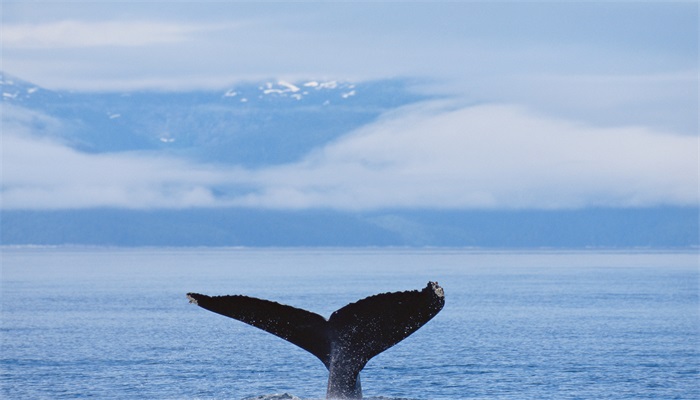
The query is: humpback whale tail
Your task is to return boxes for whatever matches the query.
[187,281,445,399]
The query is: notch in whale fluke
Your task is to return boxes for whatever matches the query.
[187,281,445,399]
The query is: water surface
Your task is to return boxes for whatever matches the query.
[1,248,698,399]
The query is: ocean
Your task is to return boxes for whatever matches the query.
[1,247,698,399]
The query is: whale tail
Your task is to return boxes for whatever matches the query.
[187,281,445,399]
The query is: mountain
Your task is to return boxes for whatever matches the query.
[1,72,429,166]
[2,208,697,248]
[2,72,697,248]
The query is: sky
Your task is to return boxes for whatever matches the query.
[1,1,698,211]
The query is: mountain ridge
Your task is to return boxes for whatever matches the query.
[2,71,431,166]
[2,208,697,248]
[2,72,696,248]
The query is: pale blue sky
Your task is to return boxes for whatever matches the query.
[2,1,698,210]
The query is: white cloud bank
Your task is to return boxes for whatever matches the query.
[2,20,214,48]
[2,134,231,209]
[233,103,698,210]
[2,102,697,210]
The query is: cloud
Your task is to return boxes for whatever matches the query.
[463,70,699,135]
[1,131,239,209]
[0,106,227,209]
[231,102,698,210]
[2,102,696,211]
[1,20,214,48]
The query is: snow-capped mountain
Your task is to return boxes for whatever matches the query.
[4,72,695,248]
[2,72,428,166]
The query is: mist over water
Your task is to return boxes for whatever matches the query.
[2,248,698,399]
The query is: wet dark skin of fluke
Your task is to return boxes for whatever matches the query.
[187,281,445,399]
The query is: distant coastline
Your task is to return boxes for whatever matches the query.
[2,207,696,248]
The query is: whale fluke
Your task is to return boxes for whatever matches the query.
[187,281,445,399]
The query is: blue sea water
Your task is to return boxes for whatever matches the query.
[1,247,698,399]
